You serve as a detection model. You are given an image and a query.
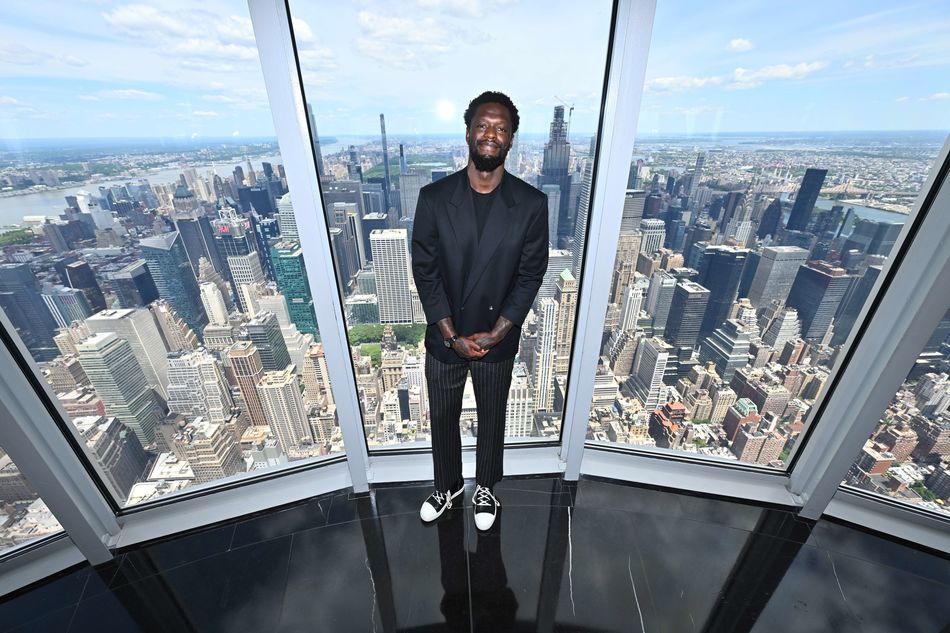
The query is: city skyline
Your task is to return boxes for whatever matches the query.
[1,1,948,138]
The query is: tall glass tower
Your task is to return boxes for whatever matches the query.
[139,231,208,335]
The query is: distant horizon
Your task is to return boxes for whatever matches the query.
[2,128,947,145]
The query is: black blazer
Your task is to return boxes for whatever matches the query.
[411,168,549,363]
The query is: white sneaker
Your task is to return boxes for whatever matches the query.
[420,483,464,522]
[473,484,500,531]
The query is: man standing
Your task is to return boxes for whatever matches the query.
[412,91,548,530]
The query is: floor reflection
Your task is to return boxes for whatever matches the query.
[0,476,947,633]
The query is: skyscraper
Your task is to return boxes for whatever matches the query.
[639,219,666,255]
[621,190,646,234]
[174,418,244,484]
[665,280,711,353]
[139,231,208,334]
[572,140,596,278]
[257,365,312,454]
[227,341,268,427]
[785,261,851,343]
[212,208,266,313]
[166,349,234,425]
[645,270,676,336]
[698,319,753,383]
[306,103,325,178]
[505,363,535,437]
[534,298,558,412]
[76,333,164,445]
[542,184,561,247]
[85,308,174,399]
[41,285,92,329]
[302,343,333,408]
[537,106,572,245]
[762,308,802,350]
[276,194,298,241]
[786,168,828,232]
[695,246,749,338]
[831,265,883,346]
[63,260,106,313]
[688,152,706,207]
[842,220,904,257]
[3,264,71,362]
[73,415,148,500]
[629,337,672,410]
[747,246,809,309]
[199,282,229,327]
[111,260,159,308]
[554,269,578,374]
[172,203,220,277]
[271,241,317,335]
[370,229,414,324]
[242,312,290,372]
[380,113,392,216]
[756,198,783,240]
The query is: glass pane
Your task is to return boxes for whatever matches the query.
[587,1,948,469]
[842,310,950,515]
[289,1,613,447]
[0,1,343,508]
[0,447,63,552]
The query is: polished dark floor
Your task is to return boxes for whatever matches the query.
[1,476,949,632]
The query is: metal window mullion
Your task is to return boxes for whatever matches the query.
[248,0,369,491]
[560,0,657,480]
[0,312,116,564]
[790,135,950,520]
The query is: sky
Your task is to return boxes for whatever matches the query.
[0,0,947,140]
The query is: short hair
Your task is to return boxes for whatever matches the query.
[463,91,520,135]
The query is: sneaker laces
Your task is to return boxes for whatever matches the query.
[431,489,451,509]
[474,486,495,508]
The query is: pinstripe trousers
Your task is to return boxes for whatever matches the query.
[425,350,515,490]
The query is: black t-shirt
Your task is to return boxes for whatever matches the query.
[471,185,499,242]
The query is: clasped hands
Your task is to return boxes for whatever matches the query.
[438,315,513,361]
[452,331,499,360]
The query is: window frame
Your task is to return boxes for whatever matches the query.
[1,0,948,601]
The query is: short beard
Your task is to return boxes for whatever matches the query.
[469,142,509,172]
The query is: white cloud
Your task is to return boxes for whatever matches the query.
[0,43,88,67]
[646,61,827,93]
[201,94,240,104]
[356,11,452,69]
[896,96,910,102]
[922,92,950,100]
[78,95,100,101]
[232,130,240,137]
[171,39,257,62]
[192,110,219,117]
[216,16,255,45]
[99,89,165,101]
[646,75,724,92]
[0,96,25,106]
[726,38,754,53]
[102,5,191,41]
[292,17,316,43]
[729,61,827,88]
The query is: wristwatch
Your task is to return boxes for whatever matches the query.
[443,334,459,348]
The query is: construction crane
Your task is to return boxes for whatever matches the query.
[554,95,575,138]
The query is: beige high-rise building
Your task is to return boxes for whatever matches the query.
[228,342,268,427]
[166,349,233,425]
[257,365,312,454]
[505,362,535,438]
[554,269,577,375]
[174,417,244,484]
[302,343,334,407]
[200,282,230,327]
[534,298,558,412]
[710,384,738,424]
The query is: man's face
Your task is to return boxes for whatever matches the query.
[466,102,513,173]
